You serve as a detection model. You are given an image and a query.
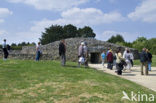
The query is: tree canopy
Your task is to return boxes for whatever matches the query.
[107,35,156,55]
[40,24,96,45]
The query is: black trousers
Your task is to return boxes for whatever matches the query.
[116,63,123,75]
[3,48,8,59]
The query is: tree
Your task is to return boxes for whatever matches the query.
[40,24,96,45]
[78,26,96,38]
[107,34,125,43]
[63,24,77,38]
[40,25,64,45]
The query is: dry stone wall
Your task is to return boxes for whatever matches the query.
[0,38,139,62]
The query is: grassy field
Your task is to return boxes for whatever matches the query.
[134,55,156,67]
[0,60,155,103]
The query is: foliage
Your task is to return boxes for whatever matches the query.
[107,34,125,43]
[107,35,156,55]
[0,60,155,103]
[10,42,36,50]
[40,24,96,45]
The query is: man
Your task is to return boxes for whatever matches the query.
[83,42,89,68]
[140,48,148,75]
[78,42,85,67]
[59,40,66,66]
[146,49,152,71]
[36,42,41,61]
[107,50,113,70]
[2,39,9,60]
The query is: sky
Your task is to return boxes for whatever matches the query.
[0,0,156,44]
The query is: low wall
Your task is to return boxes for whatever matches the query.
[0,38,140,62]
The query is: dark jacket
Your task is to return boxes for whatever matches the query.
[147,52,152,62]
[140,51,148,62]
[107,52,113,63]
[59,42,66,56]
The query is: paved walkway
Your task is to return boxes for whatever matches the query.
[89,64,156,92]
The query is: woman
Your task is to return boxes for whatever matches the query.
[36,42,41,61]
[116,48,125,75]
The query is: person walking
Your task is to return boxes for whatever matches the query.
[125,50,132,72]
[36,42,41,61]
[107,50,113,70]
[2,39,9,60]
[78,42,85,67]
[140,48,148,75]
[101,51,106,68]
[130,51,134,67]
[146,49,152,71]
[83,42,89,68]
[59,40,66,66]
[116,48,125,75]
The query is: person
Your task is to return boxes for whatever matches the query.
[78,42,85,67]
[106,48,110,68]
[83,42,89,68]
[140,48,148,75]
[113,52,117,70]
[107,50,113,70]
[116,48,125,75]
[101,51,106,67]
[2,39,9,60]
[146,49,152,71]
[59,40,66,66]
[36,42,41,61]
[125,50,132,72]
[123,48,128,59]
[130,51,134,67]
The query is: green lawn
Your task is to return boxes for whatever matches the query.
[134,55,156,67]
[0,60,155,103]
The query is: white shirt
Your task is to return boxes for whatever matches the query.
[2,42,7,48]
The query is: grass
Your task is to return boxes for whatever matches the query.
[134,55,156,67]
[0,60,155,103]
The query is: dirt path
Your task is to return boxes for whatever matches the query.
[89,64,156,92]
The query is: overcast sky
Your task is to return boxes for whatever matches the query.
[0,0,156,44]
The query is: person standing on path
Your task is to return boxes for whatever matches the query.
[36,42,41,61]
[125,50,132,72]
[83,42,89,68]
[140,48,148,75]
[101,51,106,68]
[130,51,134,67]
[78,42,85,67]
[107,50,113,70]
[59,40,66,66]
[146,49,152,71]
[2,39,9,60]
[116,48,125,75]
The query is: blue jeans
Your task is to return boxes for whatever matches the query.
[36,51,40,61]
[148,62,151,71]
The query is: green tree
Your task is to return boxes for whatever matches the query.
[63,24,77,38]
[40,24,96,45]
[40,25,64,45]
[107,34,125,43]
[78,26,96,38]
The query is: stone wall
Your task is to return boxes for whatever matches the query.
[0,38,139,62]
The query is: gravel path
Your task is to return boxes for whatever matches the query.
[89,64,156,92]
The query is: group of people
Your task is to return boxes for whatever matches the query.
[58,40,89,67]
[2,39,153,76]
[140,48,152,75]
[101,47,152,75]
